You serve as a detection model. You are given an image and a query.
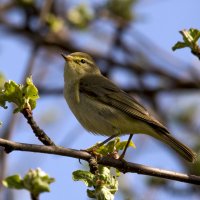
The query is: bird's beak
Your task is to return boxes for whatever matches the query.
[61,54,73,62]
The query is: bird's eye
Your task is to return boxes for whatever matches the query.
[80,59,86,64]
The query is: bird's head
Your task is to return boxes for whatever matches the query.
[62,52,101,78]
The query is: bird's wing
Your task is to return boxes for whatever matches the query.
[79,75,168,132]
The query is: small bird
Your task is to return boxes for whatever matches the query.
[62,52,197,162]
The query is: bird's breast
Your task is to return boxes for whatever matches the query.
[64,84,119,135]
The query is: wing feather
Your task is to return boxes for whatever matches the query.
[79,75,168,132]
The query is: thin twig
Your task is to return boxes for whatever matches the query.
[21,108,55,146]
[0,138,199,185]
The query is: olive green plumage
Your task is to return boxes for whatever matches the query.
[62,52,197,163]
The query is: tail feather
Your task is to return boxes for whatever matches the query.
[160,132,197,163]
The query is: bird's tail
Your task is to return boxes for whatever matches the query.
[158,131,197,163]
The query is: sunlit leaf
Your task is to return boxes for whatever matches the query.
[73,165,118,200]
[95,186,114,200]
[2,168,54,197]
[180,29,200,44]
[2,175,24,189]
[0,76,39,113]
[72,170,94,187]
[23,168,55,196]
[172,42,188,51]
[93,137,135,157]
[95,137,120,156]
[172,28,200,59]
[116,140,136,151]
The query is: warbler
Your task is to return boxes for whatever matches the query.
[62,52,197,162]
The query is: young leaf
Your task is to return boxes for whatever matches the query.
[116,140,136,151]
[2,168,55,197]
[87,189,96,198]
[89,137,135,157]
[23,168,55,196]
[73,166,118,200]
[2,174,24,189]
[95,186,115,200]
[172,28,200,59]
[72,170,94,187]
[96,166,118,193]
[0,76,39,113]
[23,77,39,110]
[95,137,120,156]
[172,42,188,51]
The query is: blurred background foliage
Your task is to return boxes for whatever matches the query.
[0,0,200,200]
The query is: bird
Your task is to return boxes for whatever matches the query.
[61,51,197,162]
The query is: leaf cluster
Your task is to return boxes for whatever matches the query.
[89,137,135,157]
[0,76,39,113]
[72,137,135,199]
[172,28,200,59]
[73,166,118,200]
[2,168,55,198]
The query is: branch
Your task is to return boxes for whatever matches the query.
[0,138,199,185]
[21,108,55,146]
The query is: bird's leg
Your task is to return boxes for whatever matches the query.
[97,135,118,147]
[85,134,118,153]
[119,134,133,160]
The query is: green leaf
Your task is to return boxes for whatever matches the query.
[0,76,39,112]
[116,140,136,151]
[172,42,188,51]
[180,29,194,44]
[96,167,118,194]
[45,14,64,33]
[180,29,200,44]
[72,170,94,187]
[23,168,55,196]
[95,186,114,200]
[87,189,96,198]
[67,4,93,29]
[96,137,120,156]
[3,169,55,197]
[96,166,111,184]
[72,166,118,200]
[115,169,121,177]
[2,174,24,189]
[172,28,200,55]
[23,77,39,110]
[192,30,200,43]
[89,137,135,158]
